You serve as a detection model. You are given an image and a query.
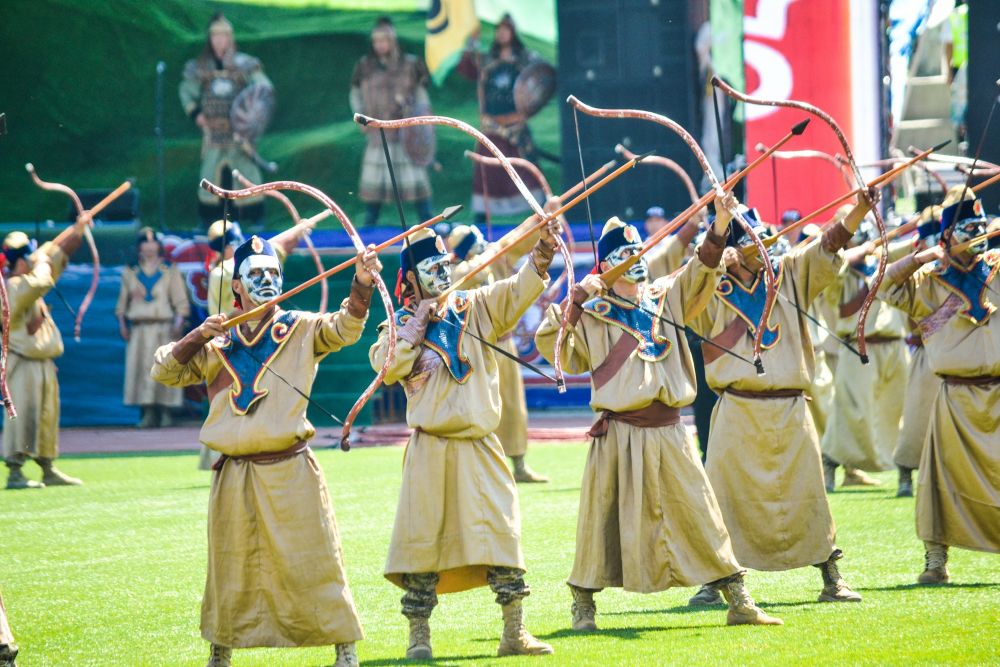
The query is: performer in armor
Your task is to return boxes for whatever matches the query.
[180,13,272,227]
[152,236,380,667]
[685,201,868,606]
[877,189,999,584]
[821,212,912,490]
[350,16,433,227]
[369,222,560,660]
[445,204,561,483]
[458,15,547,220]
[2,220,89,489]
[0,592,16,667]
[891,206,944,498]
[535,205,783,630]
[116,228,191,428]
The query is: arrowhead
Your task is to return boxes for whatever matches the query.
[442,204,464,220]
[931,140,951,152]
[791,118,810,135]
[634,149,657,163]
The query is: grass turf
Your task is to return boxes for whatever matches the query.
[2,443,998,666]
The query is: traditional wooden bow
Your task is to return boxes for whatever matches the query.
[568,95,781,373]
[200,178,396,450]
[25,164,131,341]
[357,113,577,393]
[712,76,886,363]
[232,169,330,313]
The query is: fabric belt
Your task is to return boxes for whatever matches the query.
[904,335,923,347]
[586,402,682,438]
[939,375,1000,387]
[852,335,901,345]
[723,387,805,400]
[212,440,309,472]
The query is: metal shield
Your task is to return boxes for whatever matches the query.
[514,62,557,119]
[230,82,275,142]
[401,101,436,168]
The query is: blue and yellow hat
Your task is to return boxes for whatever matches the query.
[1,231,36,269]
[726,206,766,247]
[207,219,245,252]
[597,217,643,262]
[940,197,985,231]
[233,235,278,277]
[447,224,486,262]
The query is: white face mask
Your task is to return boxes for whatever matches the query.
[605,244,648,283]
[416,255,452,297]
[952,219,987,254]
[238,255,283,306]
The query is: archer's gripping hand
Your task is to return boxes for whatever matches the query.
[712,190,739,237]
[579,273,607,297]
[532,216,563,275]
[196,314,228,340]
[355,244,382,287]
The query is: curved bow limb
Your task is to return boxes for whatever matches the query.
[712,76,887,363]
[232,170,329,314]
[569,95,777,372]
[358,113,578,393]
[25,164,131,341]
[200,178,396,451]
[755,144,855,190]
[0,272,14,417]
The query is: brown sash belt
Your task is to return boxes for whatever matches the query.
[587,402,682,438]
[212,440,309,472]
[939,375,1000,387]
[904,335,923,347]
[723,387,804,400]
[701,318,746,365]
[853,335,901,345]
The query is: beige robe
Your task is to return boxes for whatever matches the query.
[151,303,367,647]
[116,262,190,407]
[689,241,842,571]
[879,252,1000,553]
[535,254,743,592]
[893,341,939,470]
[821,262,909,471]
[3,243,67,460]
[370,261,545,594]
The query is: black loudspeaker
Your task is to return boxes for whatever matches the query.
[967,1,1000,215]
[557,0,706,223]
[64,187,140,222]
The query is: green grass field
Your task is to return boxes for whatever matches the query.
[2,442,998,666]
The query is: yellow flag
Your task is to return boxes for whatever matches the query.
[426,0,480,86]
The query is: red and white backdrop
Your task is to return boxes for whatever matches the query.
[743,0,881,224]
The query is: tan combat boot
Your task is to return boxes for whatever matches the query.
[332,642,359,667]
[815,550,862,602]
[718,575,783,626]
[917,542,950,585]
[511,456,549,484]
[497,600,554,656]
[569,586,597,631]
[206,643,231,667]
[406,617,432,660]
[688,583,723,606]
[35,458,82,487]
[5,464,44,490]
[842,467,881,487]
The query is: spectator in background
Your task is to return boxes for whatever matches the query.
[116,228,191,429]
[643,206,669,237]
[943,0,968,145]
[458,14,548,222]
[350,16,433,226]
[180,12,273,228]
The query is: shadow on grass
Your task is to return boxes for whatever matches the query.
[64,450,197,460]
[362,654,495,666]
[536,624,721,640]
[601,600,817,615]
[861,582,1000,592]
[538,486,582,494]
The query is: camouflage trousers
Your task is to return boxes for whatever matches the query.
[401,567,530,619]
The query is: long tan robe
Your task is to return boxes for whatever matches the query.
[370,261,546,594]
[821,262,909,471]
[151,303,367,647]
[806,296,839,437]
[116,262,190,407]
[535,254,743,592]
[3,243,67,461]
[879,251,1000,554]
[689,241,842,571]
[453,252,531,458]
[893,339,939,470]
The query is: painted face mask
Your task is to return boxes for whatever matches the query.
[606,244,648,283]
[239,255,283,306]
[416,254,452,297]
[952,218,987,254]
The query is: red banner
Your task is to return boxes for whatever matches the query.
[744,0,855,226]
